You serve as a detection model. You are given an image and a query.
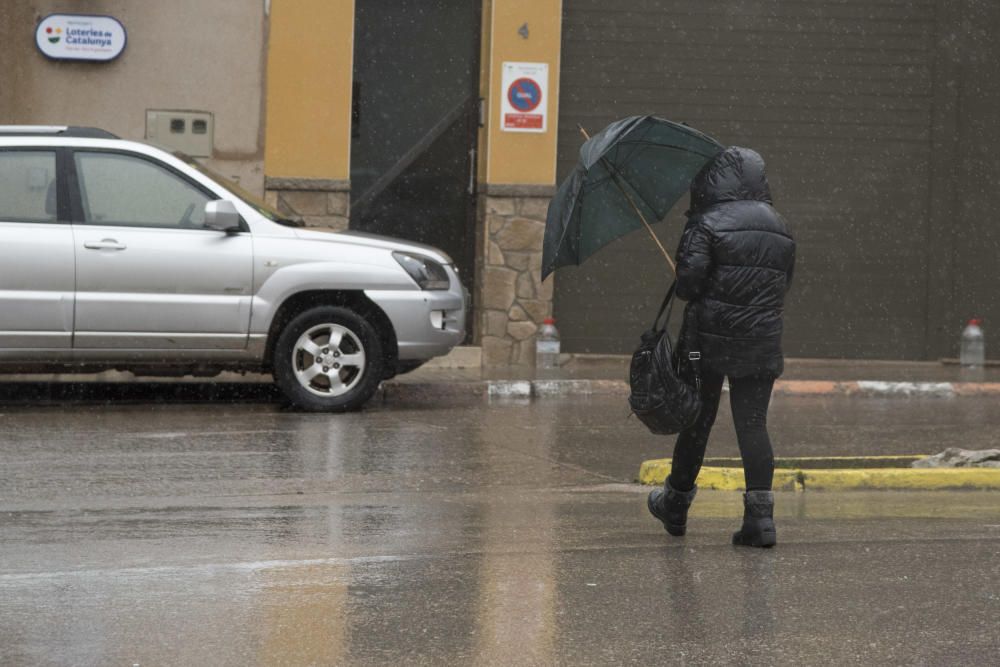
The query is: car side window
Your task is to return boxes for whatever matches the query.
[74,151,211,229]
[0,150,58,223]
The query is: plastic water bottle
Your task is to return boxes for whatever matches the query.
[535,317,561,370]
[960,319,985,368]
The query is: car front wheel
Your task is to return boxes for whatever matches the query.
[272,306,384,412]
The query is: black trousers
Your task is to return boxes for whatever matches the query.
[668,369,776,492]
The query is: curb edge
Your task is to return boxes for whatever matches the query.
[382,379,1000,400]
[638,458,1000,492]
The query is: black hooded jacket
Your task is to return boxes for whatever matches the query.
[675,146,795,378]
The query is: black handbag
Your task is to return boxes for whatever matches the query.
[628,281,703,435]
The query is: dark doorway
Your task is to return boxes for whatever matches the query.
[350,0,481,304]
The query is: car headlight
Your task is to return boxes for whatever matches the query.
[393,252,451,290]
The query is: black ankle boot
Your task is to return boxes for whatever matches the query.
[732,490,777,548]
[647,479,697,536]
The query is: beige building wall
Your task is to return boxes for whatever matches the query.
[262,0,355,231]
[0,0,267,193]
[264,0,353,183]
[482,0,562,187]
[476,0,563,366]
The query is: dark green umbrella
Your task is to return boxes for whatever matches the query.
[541,115,723,280]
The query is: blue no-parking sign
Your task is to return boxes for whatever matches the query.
[507,78,542,113]
[501,62,549,133]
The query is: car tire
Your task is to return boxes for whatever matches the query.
[272,305,384,412]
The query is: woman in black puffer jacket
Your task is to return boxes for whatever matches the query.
[647,146,795,548]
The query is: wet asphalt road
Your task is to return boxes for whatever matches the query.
[1,386,999,665]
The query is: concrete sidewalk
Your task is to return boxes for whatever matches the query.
[388,354,1000,400]
[402,356,1000,491]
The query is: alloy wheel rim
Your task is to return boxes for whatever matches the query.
[292,323,366,397]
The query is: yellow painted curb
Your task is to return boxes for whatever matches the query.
[638,457,1000,491]
[801,468,1000,491]
[686,455,927,469]
[639,460,801,491]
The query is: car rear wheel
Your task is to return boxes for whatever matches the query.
[273,306,384,412]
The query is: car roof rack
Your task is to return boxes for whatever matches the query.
[0,126,119,139]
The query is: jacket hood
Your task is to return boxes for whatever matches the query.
[689,146,772,212]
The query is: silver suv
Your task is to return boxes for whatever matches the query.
[0,126,466,411]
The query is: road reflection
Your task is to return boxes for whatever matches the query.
[2,393,1000,664]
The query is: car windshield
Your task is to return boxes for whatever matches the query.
[174,152,304,227]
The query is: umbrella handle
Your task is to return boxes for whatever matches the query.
[622,185,677,275]
[578,126,678,275]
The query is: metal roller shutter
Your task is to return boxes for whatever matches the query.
[555,0,937,359]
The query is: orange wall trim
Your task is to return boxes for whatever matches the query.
[482,0,562,186]
[265,0,354,181]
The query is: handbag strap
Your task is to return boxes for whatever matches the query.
[651,281,677,333]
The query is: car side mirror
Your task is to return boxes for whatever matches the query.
[204,200,241,232]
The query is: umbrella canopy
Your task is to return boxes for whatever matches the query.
[541,115,723,280]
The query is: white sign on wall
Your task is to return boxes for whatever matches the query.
[35,14,127,62]
[501,62,549,133]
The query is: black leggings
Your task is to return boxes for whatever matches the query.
[668,369,776,492]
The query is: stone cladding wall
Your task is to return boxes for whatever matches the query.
[264,178,350,231]
[478,189,555,366]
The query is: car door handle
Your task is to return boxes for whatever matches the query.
[84,239,127,251]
